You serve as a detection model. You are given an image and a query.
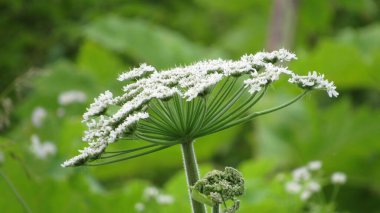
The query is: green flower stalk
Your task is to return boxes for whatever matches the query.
[62,49,338,213]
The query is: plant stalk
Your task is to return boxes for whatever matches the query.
[212,205,220,213]
[181,140,206,213]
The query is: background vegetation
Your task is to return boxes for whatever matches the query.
[1,0,379,212]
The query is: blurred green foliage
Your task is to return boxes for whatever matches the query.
[1,0,380,212]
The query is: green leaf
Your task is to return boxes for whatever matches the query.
[76,40,125,85]
[191,189,214,207]
[290,41,375,89]
[84,15,225,68]
[336,24,380,57]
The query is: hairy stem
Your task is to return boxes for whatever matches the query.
[181,141,206,213]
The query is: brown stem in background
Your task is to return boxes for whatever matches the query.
[267,0,299,50]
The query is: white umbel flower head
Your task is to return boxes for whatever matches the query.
[63,49,338,167]
[331,172,347,184]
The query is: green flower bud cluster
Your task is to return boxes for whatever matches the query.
[191,167,244,212]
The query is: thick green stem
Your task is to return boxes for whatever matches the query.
[181,141,207,213]
[212,205,220,213]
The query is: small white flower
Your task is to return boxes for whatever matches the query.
[308,161,322,171]
[285,181,302,194]
[331,172,347,184]
[292,167,311,181]
[134,202,145,212]
[58,90,87,105]
[300,190,312,201]
[156,194,174,205]
[31,107,47,128]
[307,181,321,192]
[143,186,159,199]
[30,134,57,159]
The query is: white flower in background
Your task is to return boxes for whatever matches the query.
[331,172,347,184]
[285,161,347,203]
[286,181,302,194]
[134,202,145,212]
[307,181,321,192]
[292,167,310,181]
[285,161,323,201]
[31,107,47,128]
[300,190,312,201]
[308,161,322,171]
[143,186,159,199]
[58,90,87,105]
[30,134,57,159]
[156,194,174,204]
[134,186,175,211]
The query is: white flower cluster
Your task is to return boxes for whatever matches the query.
[135,186,174,212]
[289,71,339,97]
[30,134,57,159]
[63,49,338,167]
[118,63,156,81]
[285,161,347,201]
[285,161,323,201]
[82,90,114,121]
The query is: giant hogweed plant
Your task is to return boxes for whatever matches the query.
[63,49,338,213]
